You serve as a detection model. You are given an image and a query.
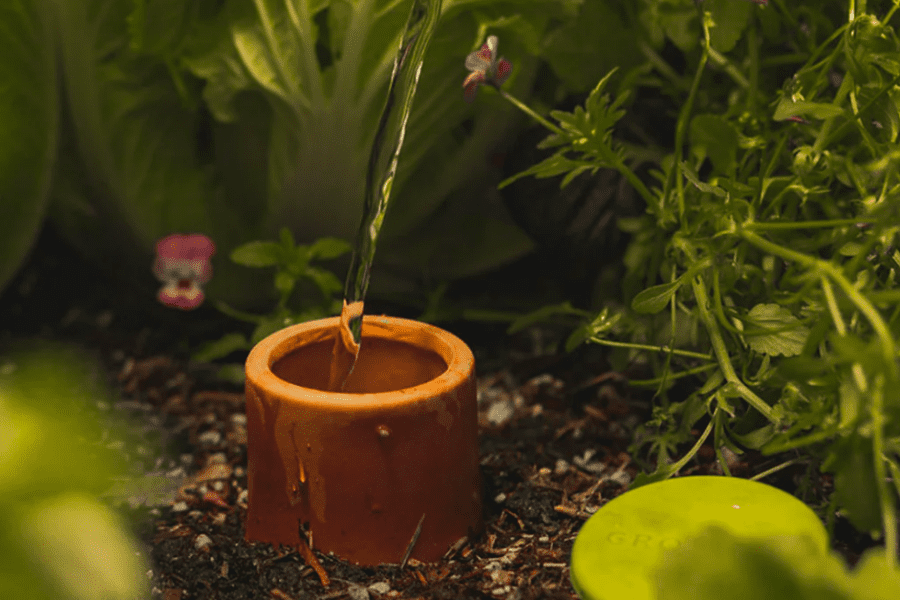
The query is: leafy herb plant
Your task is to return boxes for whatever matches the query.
[192,228,350,370]
[480,0,900,559]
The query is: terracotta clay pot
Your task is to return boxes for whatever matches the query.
[244,315,482,565]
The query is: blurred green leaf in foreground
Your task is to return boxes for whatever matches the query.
[0,342,149,600]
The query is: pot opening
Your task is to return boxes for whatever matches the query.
[272,337,448,394]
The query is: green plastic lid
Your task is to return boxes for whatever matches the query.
[570,476,829,600]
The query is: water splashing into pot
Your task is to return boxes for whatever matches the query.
[327,0,443,392]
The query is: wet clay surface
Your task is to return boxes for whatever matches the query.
[0,228,882,599]
[274,337,447,394]
[326,301,363,392]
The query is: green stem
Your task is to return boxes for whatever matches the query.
[672,9,713,224]
[745,219,874,230]
[708,47,750,90]
[498,90,656,206]
[499,89,563,135]
[691,276,778,424]
[740,229,897,375]
[586,337,714,361]
[667,417,715,476]
[627,362,719,387]
[812,71,853,154]
[871,376,897,566]
[638,39,690,92]
[750,458,803,482]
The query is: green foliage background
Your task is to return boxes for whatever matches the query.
[504,0,900,562]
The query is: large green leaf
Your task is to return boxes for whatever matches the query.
[43,0,580,310]
[0,0,57,295]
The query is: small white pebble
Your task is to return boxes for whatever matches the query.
[494,492,507,503]
[211,480,224,492]
[486,400,514,426]
[194,534,213,551]
[171,501,188,512]
[206,452,227,465]
[230,413,247,425]
[234,466,245,477]
[554,459,569,475]
[538,536,549,543]
[368,582,391,595]
[609,470,631,486]
[347,585,369,600]
[527,374,554,387]
[166,467,185,479]
[490,569,512,584]
[198,430,222,445]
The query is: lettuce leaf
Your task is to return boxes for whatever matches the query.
[47,0,579,307]
[0,0,58,294]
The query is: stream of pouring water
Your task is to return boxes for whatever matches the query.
[326,0,443,392]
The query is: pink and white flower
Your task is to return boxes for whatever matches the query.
[463,35,512,103]
[153,234,216,310]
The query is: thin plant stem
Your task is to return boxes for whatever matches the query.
[746,219,875,230]
[498,89,562,135]
[750,458,802,482]
[740,229,897,374]
[691,275,778,424]
[627,362,719,387]
[585,337,714,361]
[871,376,897,566]
[497,89,657,206]
[667,417,715,476]
[672,8,712,225]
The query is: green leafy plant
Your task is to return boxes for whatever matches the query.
[0,344,150,600]
[192,228,350,371]
[38,0,587,309]
[485,0,900,560]
[0,0,57,294]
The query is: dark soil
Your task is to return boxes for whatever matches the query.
[0,227,884,600]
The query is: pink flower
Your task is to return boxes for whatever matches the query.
[153,234,216,310]
[463,35,512,103]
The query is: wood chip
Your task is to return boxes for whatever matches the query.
[191,462,233,483]
[297,537,330,588]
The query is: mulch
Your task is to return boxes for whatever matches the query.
[0,227,882,599]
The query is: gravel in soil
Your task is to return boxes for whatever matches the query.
[0,228,885,599]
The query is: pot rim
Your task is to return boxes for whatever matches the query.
[245,315,474,412]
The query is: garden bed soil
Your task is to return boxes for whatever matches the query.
[0,228,883,599]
